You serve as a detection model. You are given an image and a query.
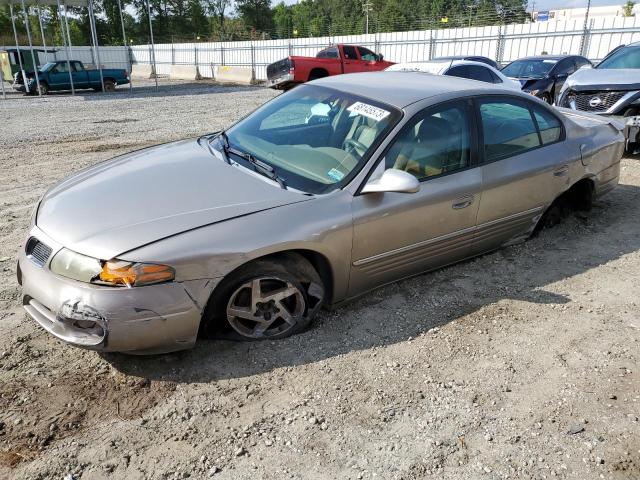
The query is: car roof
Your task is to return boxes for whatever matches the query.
[434,55,491,60]
[310,71,509,108]
[511,55,578,61]
[391,59,497,71]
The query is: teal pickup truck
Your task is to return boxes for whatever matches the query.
[13,60,129,94]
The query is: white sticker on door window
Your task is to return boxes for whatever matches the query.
[347,102,390,122]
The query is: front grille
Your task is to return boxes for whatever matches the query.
[564,90,627,112]
[266,58,291,80]
[25,237,52,267]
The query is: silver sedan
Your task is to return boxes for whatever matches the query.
[18,72,625,353]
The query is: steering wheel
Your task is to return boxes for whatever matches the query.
[342,138,368,156]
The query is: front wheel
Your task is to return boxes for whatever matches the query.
[201,254,325,341]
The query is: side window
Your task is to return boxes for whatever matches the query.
[385,102,472,181]
[533,107,562,144]
[342,46,358,60]
[479,99,541,161]
[72,62,84,72]
[359,47,377,62]
[467,65,495,83]
[575,57,591,68]
[446,65,470,79]
[53,63,69,73]
[317,47,338,59]
[554,59,575,76]
[488,69,502,83]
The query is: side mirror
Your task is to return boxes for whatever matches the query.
[361,169,420,194]
[377,53,384,62]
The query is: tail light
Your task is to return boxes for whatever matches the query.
[289,58,295,72]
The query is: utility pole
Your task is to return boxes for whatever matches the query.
[362,1,373,35]
[579,0,591,55]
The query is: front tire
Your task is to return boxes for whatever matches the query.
[201,254,325,341]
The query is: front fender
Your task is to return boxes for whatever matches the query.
[119,191,355,304]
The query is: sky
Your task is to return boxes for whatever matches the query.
[274,0,628,14]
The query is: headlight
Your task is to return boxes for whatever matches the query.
[98,260,175,287]
[50,248,174,287]
[50,248,102,283]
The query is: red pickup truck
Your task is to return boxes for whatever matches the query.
[266,44,394,90]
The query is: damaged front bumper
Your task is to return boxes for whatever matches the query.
[18,226,217,354]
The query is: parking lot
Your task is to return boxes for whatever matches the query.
[0,84,639,480]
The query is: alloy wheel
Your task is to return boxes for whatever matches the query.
[226,277,305,339]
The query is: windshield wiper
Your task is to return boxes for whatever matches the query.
[228,146,287,190]
[206,131,231,164]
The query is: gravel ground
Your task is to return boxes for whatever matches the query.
[0,83,639,480]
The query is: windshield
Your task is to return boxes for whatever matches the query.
[222,85,401,194]
[597,46,640,69]
[501,59,557,79]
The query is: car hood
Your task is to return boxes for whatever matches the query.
[37,138,310,260]
[564,68,640,91]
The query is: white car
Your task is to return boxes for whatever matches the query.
[386,60,521,91]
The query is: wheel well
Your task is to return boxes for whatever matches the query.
[308,68,328,81]
[535,178,594,233]
[103,77,116,84]
[563,177,594,212]
[206,250,333,308]
[198,250,334,338]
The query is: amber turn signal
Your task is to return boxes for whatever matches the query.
[98,260,175,287]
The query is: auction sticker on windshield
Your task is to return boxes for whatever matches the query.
[347,102,390,121]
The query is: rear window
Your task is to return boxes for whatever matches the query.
[317,47,339,59]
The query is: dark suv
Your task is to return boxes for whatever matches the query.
[557,43,640,151]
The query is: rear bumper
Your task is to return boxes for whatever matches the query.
[266,73,295,89]
[19,227,214,354]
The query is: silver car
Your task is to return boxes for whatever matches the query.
[18,72,625,354]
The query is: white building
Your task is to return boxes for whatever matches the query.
[533,4,640,22]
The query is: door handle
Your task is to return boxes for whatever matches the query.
[553,165,569,177]
[452,195,474,210]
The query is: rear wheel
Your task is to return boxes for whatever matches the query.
[201,254,325,341]
[103,79,116,92]
[308,69,328,82]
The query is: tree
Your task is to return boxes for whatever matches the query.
[206,0,232,37]
[273,1,292,38]
[235,0,272,33]
[623,0,636,16]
